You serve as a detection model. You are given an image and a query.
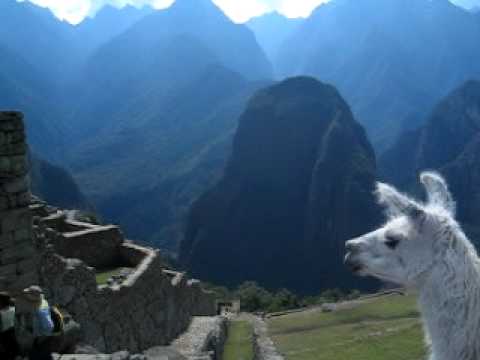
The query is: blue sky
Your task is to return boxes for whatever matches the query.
[20,0,480,25]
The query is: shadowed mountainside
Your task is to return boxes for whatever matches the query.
[30,155,91,210]
[71,66,271,251]
[180,77,380,293]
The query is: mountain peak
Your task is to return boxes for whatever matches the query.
[181,77,378,293]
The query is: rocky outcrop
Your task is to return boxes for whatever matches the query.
[0,111,38,292]
[181,77,379,293]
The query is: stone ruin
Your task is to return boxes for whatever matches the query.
[0,111,37,292]
[0,111,218,354]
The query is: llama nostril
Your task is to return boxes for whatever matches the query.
[344,252,364,273]
[345,241,360,253]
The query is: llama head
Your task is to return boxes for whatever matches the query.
[344,171,456,287]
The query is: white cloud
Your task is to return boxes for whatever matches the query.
[452,0,480,8]
[212,0,329,22]
[212,0,270,23]
[21,0,175,24]
[24,0,92,24]
[22,0,330,24]
[23,0,480,25]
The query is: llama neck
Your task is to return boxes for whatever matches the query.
[417,236,480,360]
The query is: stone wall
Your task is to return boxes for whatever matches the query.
[0,111,38,292]
[49,225,124,269]
[39,244,216,353]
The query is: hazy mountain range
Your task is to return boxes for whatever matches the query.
[380,80,480,242]
[246,12,303,75]
[272,0,480,150]
[2,0,480,292]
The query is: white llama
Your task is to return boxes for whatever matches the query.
[344,171,480,360]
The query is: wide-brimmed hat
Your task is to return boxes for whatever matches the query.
[22,285,43,303]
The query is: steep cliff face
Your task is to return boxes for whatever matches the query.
[180,77,379,293]
[380,80,480,241]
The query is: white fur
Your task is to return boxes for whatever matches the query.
[345,171,480,360]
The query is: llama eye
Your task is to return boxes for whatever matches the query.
[385,236,400,250]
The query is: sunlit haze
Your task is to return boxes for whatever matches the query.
[18,0,331,24]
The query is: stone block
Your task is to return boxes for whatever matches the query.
[0,242,35,263]
[14,227,32,242]
[0,112,23,133]
[0,121,15,132]
[9,130,25,144]
[1,142,27,155]
[0,277,11,291]
[0,156,10,172]
[0,196,8,211]
[0,232,14,249]
[10,155,27,174]
[0,208,31,233]
[0,263,16,277]
[16,191,32,207]
[16,258,37,274]
[3,178,29,194]
[112,351,130,360]
[10,270,37,292]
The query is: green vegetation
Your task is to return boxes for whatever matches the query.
[95,268,126,285]
[223,321,255,360]
[268,294,426,360]
[206,281,361,313]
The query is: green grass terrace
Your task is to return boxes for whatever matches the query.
[95,267,133,286]
[224,320,255,360]
[268,293,426,360]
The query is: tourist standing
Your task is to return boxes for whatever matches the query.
[15,286,54,360]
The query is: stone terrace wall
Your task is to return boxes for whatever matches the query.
[47,224,124,269]
[39,242,216,353]
[0,111,38,292]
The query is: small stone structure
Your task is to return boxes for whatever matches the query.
[0,111,38,293]
[0,111,217,353]
[216,300,241,315]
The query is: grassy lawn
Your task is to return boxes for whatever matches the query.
[268,294,427,360]
[95,268,128,285]
[224,321,255,360]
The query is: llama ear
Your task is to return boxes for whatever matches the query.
[420,171,456,216]
[375,182,424,219]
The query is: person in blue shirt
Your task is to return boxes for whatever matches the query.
[15,286,54,360]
